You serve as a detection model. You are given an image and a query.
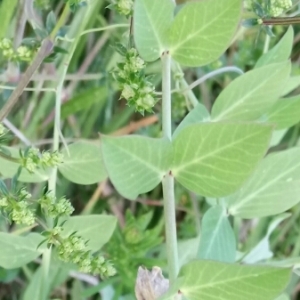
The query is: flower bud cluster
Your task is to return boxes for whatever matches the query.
[39,192,74,218]
[109,0,133,16]
[113,48,157,115]
[46,227,116,278]
[269,0,292,16]
[0,188,35,225]
[0,39,35,62]
[19,148,63,173]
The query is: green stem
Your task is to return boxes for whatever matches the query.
[0,39,53,122]
[80,23,129,36]
[41,247,52,299]
[161,51,179,284]
[50,4,70,39]
[262,16,300,25]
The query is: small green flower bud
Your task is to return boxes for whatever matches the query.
[121,84,136,100]
[0,38,12,49]
[136,94,156,111]
[116,0,133,16]
[19,188,31,199]
[106,264,117,276]
[0,196,8,207]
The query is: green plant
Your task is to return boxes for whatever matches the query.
[1,0,300,299]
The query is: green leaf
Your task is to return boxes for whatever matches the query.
[256,26,293,68]
[172,123,272,197]
[62,215,117,252]
[168,0,242,66]
[281,76,300,96]
[227,147,300,218]
[58,141,107,185]
[133,0,175,61]
[265,96,300,129]
[0,147,50,182]
[173,103,210,139]
[164,260,291,300]
[198,205,236,263]
[0,233,45,269]
[0,0,18,39]
[61,87,107,119]
[211,61,291,121]
[177,237,200,268]
[242,214,290,264]
[275,294,290,300]
[101,135,172,200]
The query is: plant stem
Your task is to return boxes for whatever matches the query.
[0,39,53,122]
[161,51,179,284]
[162,52,172,140]
[262,16,300,25]
[80,23,129,36]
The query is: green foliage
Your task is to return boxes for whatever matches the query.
[227,147,300,218]
[211,61,291,121]
[0,233,45,269]
[168,0,242,66]
[163,260,291,300]
[101,135,172,199]
[106,210,164,291]
[58,141,107,184]
[172,123,272,197]
[1,0,300,298]
[256,26,293,67]
[133,0,174,61]
[198,205,236,263]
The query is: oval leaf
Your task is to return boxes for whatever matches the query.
[133,0,175,61]
[101,135,172,200]
[62,215,117,252]
[227,147,300,218]
[58,141,107,185]
[211,61,291,121]
[198,205,236,263]
[0,233,45,269]
[168,0,242,66]
[164,260,291,300]
[266,95,300,130]
[172,123,272,197]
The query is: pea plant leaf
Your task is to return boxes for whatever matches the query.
[255,26,293,68]
[168,0,242,66]
[173,103,210,139]
[62,215,117,252]
[101,135,172,200]
[198,205,236,263]
[163,260,291,300]
[133,0,175,61]
[227,147,300,218]
[58,141,107,185]
[0,233,45,269]
[265,96,300,130]
[211,61,291,121]
[172,123,273,197]
[281,76,300,96]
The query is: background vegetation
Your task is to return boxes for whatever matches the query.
[1,0,300,299]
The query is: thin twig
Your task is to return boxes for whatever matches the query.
[0,38,54,122]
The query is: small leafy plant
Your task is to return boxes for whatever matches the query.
[1,0,300,299]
